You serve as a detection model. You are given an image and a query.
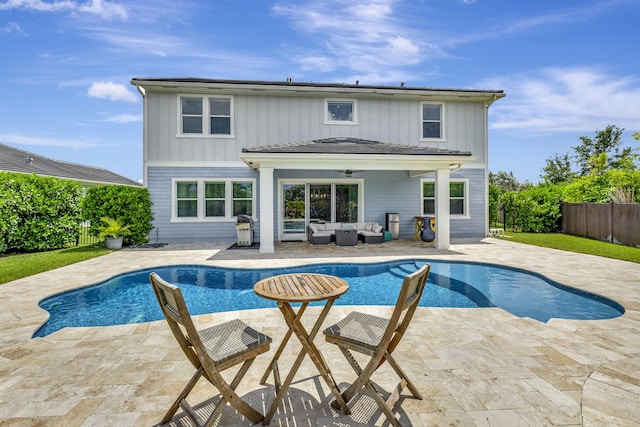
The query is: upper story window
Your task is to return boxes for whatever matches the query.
[173,178,254,221]
[210,98,231,134]
[420,102,444,140]
[179,95,234,137]
[421,179,468,217]
[180,98,203,134]
[325,99,357,125]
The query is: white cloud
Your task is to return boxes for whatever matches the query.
[1,21,27,34]
[273,0,429,82]
[87,81,138,103]
[0,0,127,20]
[76,0,127,20]
[0,133,98,148]
[99,113,141,123]
[0,0,75,12]
[295,54,334,73]
[485,67,640,134]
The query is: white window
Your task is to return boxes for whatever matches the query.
[324,99,357,124]
[173,178,254,221]
[179,95,234,137]
[176,181,199,217]
[180,98,203,134]
[420,102,444,140]
[421,179,468,217]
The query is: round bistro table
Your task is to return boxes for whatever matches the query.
[254,273,350,424]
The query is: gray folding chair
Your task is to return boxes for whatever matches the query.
[323,264,430,426]
[149,272,272,426]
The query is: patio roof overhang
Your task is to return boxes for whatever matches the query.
[239,137,476,177]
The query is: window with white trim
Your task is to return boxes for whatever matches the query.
[173,178,254,221]
[204,182,225,217]
[324,99,357,124]
[421,180,468,217]
[420,102,443,140]
[179,95,234,136]
[176,181,198,217]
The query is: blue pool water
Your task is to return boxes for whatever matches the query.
[33,260,625,337]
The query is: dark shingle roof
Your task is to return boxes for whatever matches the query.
[0,143,140,186]
[242,137,472,156]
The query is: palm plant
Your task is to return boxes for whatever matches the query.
[97,216,131,240]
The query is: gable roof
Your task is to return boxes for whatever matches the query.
[0,143,140,186]
[242,137,472,156]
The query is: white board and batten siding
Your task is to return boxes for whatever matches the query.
[144,92,488,164]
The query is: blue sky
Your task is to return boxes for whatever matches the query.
[1,0,639,183]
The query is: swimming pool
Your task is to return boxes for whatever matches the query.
[33,259,625,337]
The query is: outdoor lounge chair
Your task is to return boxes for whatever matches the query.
[323,264,430,426]
[149,273,272,426]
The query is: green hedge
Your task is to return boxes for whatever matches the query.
[81,185,153,245]
[502,184,563,233]
[0,173,83,253]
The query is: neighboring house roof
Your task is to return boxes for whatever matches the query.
[0,143,141,187]
[242,137,472,156]
[131,77,505,103]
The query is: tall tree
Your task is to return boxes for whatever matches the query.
[489,171,522,193]
[573,125,635,175]
[541,153,575,184]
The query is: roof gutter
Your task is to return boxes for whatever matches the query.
[133,83,145,97]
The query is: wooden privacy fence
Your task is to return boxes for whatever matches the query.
[561,202,640,247]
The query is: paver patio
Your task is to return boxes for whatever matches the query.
[0,238,638,426]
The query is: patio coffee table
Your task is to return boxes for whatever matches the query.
[335,228,358,246]
[254,273,350,424]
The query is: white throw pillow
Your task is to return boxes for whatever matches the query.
[374,224,383,233]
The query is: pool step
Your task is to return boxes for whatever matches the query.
[389,263,420,278]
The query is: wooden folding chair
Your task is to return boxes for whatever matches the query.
[149,273,272,426]
[323,264,431,426]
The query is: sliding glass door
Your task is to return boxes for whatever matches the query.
[335,183,359,222]
[280,180,361,241]
[309,184,331,222]
[282,184,306,236]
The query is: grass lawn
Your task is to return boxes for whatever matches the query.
[503,232,640,264]
[0,246,111,285]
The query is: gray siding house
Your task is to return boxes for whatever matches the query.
[130,78,504,253]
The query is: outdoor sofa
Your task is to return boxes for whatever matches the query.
[308,221,384,245]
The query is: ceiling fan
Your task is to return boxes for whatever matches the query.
[335,169,365,178]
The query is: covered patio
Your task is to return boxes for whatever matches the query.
[0,238,639,425]
[240,137,478,253]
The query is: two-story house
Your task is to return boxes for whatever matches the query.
[130,78,504,253]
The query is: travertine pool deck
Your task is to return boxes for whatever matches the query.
[0,238,639,426]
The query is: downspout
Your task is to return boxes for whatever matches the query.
[133,84,147,187]
[134,84,145,98]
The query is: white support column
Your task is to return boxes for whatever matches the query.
[435,168,450,249]
[259,167,275,253]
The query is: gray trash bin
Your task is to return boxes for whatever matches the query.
[386,213,400,239]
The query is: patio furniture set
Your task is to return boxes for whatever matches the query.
[307,221,385,245]
[149,264,431,426]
